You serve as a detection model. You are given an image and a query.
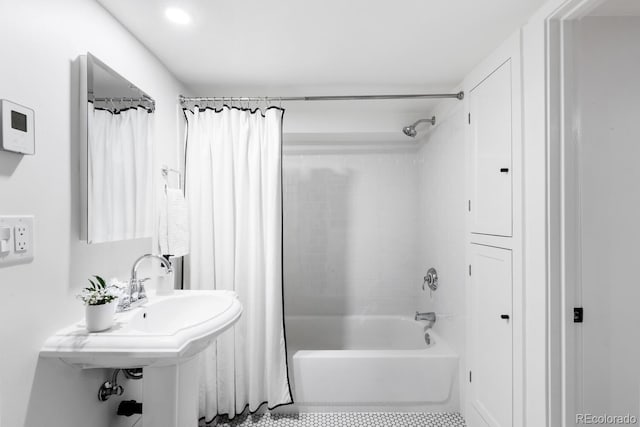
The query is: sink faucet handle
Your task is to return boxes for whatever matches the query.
[117,294,131,312]
[137,277,151,301]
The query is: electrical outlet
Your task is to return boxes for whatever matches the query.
[0,216,34,266]
[14,224,28,252]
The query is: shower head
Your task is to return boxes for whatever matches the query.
[402,125,418,138]
[402,116,436,138]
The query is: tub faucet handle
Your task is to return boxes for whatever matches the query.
[422,268,438,292]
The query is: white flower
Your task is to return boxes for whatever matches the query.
[77,275,120,306]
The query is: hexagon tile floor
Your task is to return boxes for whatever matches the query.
[205,412,466,426]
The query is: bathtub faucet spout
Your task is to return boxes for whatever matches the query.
[415,311,436,328]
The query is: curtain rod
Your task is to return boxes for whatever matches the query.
[179,91,464,104]
[92,97,156,111]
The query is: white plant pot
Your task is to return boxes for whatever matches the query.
[85,300,117,332]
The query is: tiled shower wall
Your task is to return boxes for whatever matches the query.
[283,145,421,316]
[415,105,467,406]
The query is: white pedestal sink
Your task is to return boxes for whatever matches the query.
[41,290,242,426]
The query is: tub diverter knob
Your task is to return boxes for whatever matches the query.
[422,268,438,292]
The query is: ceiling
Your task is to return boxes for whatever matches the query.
[96,0,548,95]
[590,0,640,16]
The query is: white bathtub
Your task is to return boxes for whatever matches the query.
[284,315,459,411]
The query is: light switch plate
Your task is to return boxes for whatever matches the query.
[0,226,10,254]
[0,216,34,267]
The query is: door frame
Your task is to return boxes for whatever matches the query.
[545,1,609,426]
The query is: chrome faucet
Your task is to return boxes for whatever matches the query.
[415,311,436,328]
[120,254,173,311]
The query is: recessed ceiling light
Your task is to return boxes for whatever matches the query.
[165,7,191,25]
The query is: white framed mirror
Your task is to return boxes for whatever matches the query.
[79,53,156,244]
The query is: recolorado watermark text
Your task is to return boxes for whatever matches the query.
[576,414,638,425]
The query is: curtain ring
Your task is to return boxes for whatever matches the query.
[278,97,283,109]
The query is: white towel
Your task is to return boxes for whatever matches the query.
[158,188,189,257]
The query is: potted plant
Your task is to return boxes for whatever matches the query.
[78,275,119,332]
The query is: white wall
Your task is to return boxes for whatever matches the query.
[415,104,467,411]
[283,142,420,315]
[0,1,185,426]
[576,16,640,421]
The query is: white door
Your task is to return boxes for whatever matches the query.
[469,60,513,237]
[470,243,512,427]
[573,18,640,425]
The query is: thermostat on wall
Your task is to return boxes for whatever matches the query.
[1,99,35,155]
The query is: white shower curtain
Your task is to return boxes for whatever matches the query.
[88,104,153,243]
[184,106,292,421]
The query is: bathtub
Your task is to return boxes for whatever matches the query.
[284,315,459,411]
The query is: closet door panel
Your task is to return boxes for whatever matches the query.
[470,60,513,237]
[469,243,512,427]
